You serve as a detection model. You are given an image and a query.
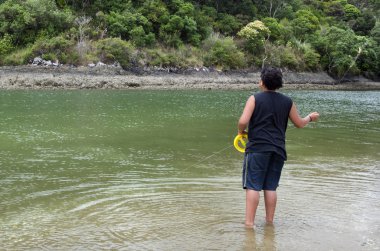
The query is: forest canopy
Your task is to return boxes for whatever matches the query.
[0,0,379,79]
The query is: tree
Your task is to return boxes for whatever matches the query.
[262,17,287,44]
[75,16,92,61]
[214,13,242,36]
[238,20,271,67]
[182,16,201,45]
[356,38,380,79]
[105,10,153,42]
[238,0,257,18]
[138,0,169,35]
[322,0,345,18]
[347,0,380,11]
[193,7,214,40]
[255,0,286,18]
[291,9,320,41]
[352,11,376,36]
[370,22,380,44]
[159,14,184,47]
[238,20,270,52]
[343,4,360,20]
[0,0,73,46]
[311,26,372,78]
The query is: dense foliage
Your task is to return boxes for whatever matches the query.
[0,0,379,79]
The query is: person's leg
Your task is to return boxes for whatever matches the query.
[264,190,277,223]
[262,154,284,223]
[242,152,271,227]
[246,189,260,227]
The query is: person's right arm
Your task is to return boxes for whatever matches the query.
[238,95,255,134]
[289,103,319,128]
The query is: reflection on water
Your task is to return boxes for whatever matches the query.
[0,90,379,250]
[244,224,277,251]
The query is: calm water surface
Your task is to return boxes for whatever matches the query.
[0,90,379,250]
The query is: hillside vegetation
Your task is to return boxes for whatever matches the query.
[0,0,379,79]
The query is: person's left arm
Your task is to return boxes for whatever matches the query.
[289,102,319,128]
[238,95,255,134]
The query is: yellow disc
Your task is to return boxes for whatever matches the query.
[234,133,248,153]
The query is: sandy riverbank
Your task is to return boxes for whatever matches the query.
[0,65,379,90]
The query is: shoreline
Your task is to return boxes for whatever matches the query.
[0,65,379,90]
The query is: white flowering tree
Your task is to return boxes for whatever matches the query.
[237,20,271,67]
[238,20,270,49]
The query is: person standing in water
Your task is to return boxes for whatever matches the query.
[238,67,319,228]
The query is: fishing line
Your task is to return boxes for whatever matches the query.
[190,144,234,168]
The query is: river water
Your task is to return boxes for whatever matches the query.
[0,90,379,250]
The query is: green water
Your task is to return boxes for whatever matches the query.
[0,90,379,250]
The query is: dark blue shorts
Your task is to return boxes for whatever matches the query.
[242,152,285,191]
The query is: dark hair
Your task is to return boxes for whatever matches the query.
[260,67,283,90]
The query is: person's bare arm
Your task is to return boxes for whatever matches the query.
[238,96,255,134]
[289,102,319,128]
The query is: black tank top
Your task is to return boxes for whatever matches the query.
[246,91,293,160]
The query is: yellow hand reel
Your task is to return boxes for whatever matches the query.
[233,133,248,153]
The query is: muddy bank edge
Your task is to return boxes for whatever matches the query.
[0,65,379,90]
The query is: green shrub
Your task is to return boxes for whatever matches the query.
[2,46,33,65]
[261,43,281,67]
[40,53,56,61]
[130,26,156,47]
[0,34,13,56]
[286,40,321,71]
[94,38,135,69]
[143,46,202,68]
[303,47,321,71]
[261,43,303,70]
[32,35,75,63]
[279,47,299,69]
[147,49,177,67]
[203,35,246,70]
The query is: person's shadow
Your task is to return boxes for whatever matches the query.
[244,224,277,251]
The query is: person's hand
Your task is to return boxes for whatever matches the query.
[309,112,320,122]
[238,130,248,135]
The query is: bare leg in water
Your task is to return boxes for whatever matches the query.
[264,190,277,223]
[246,189,278,227]
[245,189,260,227]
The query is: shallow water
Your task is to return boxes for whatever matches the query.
[0,90,379,250]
